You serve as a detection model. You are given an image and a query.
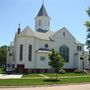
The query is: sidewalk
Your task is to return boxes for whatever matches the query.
[0,74,23,79]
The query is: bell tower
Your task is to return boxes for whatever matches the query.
[35,3,50,32]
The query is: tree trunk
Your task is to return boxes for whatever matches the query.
[56,73,58,80]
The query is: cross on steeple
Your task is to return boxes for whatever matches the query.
[42,0,44,5]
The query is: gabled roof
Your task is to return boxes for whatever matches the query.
[19,26,35,37]
[53,27,76,40]
[37,4,49,17]
[35,30,55,40]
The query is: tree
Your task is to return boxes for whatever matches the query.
[48,48,64,80]
[0,45,8,67]
[85,7,90,61]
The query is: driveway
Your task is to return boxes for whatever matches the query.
[0,84,90,90]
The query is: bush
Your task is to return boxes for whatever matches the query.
[0,67,6,74]
[58,69,66,74]
[74,69,87,74]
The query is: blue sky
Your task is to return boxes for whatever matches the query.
[0,0,90,46]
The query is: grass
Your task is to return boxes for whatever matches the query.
[0,77,90,86]
[22,73,90,78]
[22,73,43,78]
[43,73,90,77]
[0,72,90,86]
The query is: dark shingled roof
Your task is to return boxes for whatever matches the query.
[35,48,51,53]
[37,28,48,33]
[37,4,49,17]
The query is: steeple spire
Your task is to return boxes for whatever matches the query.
[37,2,49,17]
[35,2,50,31]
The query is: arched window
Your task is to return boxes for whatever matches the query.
[59,45,69,62]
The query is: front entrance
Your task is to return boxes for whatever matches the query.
[17,64,24,73]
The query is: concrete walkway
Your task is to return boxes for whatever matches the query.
[0,74,23,79]
[39,74,49,78]
[0,84,90,90]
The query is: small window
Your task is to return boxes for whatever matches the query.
[77,46,82,51]
[80,46,81,50]
[77,46,79,51]
[45,44,48,48]
[63,32,65,36]
[40,57,46,61]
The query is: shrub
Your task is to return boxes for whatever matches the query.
[74,69,87,74]
[58,69,66,74]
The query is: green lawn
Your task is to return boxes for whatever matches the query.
[22,74,43,78]
[43,73,90,77]
[0,77,90,86]
[22,73,90,79]
[0,72,90,86]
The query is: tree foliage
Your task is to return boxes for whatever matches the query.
[85,7,90,61]
[86,7,90,17]
[0,45,8,67]
[85,21,90,28]
[85,7,90,49]
[48,48,64,80]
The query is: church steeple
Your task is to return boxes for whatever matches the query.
[35,2,50,32]
[37,4,49,17]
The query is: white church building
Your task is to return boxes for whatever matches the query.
[7,4,89,73]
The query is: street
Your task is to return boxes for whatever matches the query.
[0,84,90,90]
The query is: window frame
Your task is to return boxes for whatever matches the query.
[19,44,23,61]
[40,56,46,61]
[59,45,69,62]
[28,45,32,61]
[77,46,82,51]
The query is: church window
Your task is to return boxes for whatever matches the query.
[28,45,32,61]
[45,44,48,48]
[40,56,46,61]
[63,32,65,36]
[20,44,23,61]
[59,45,69,62]
[80,46,81,50]
[77,46,81,51]
[38,20,41,26]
